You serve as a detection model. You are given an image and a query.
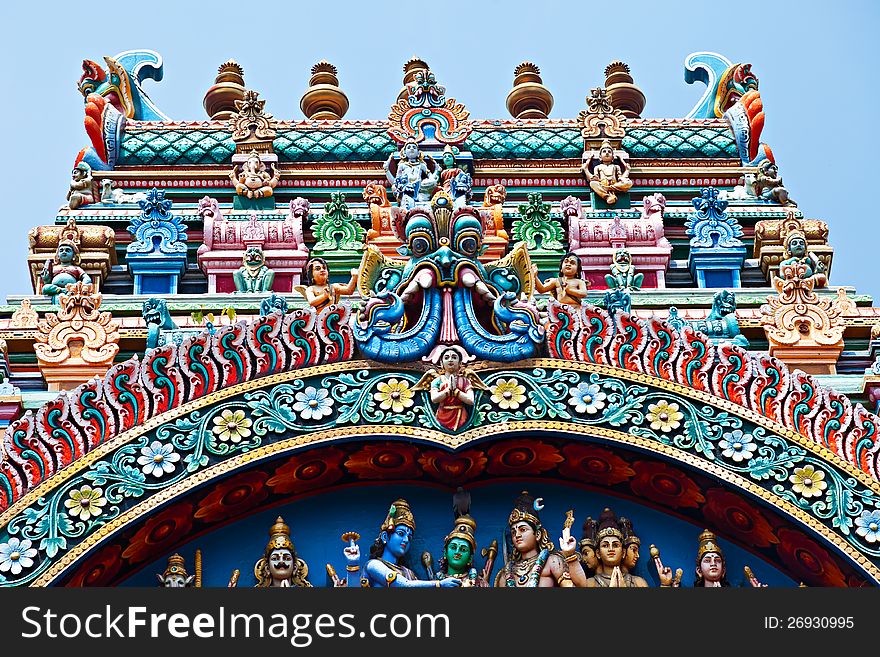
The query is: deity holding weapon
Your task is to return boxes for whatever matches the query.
[383,140,439,210]
[294,257,359,312]
[412,346,489,432]
[582,139,633,207]
[352,499,461,587]
[39,240,92,303]
[532,253,590,306]
[424,488,494,587]
[495,491,588,587]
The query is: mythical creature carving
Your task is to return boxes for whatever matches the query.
[34,282,120,390]
[667,291,748,347]
[259,293,289,317]
[157,554,196,588]
[364,183,404,257]
[354,193,543,363]
[233,246,275,293]
[78,50,169,121]
[143,297,178,350]
[477,184,510,262]
[605,249,643,291]
[100,179,146,205]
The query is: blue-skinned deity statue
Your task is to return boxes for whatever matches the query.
[354,192,544,363]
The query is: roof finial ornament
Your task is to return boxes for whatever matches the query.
[204,60,246,120]
[398,56,429,102]
[603,61,645,119]
[300,61,349,120]
[506,62,553,119]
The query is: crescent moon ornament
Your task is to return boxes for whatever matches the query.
[534,498,545,511]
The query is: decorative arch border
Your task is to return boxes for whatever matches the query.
[1,359,878,587]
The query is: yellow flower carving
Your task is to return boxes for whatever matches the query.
[374,379,415,413]
[490,378,527,410]
[211,409,253,443]
[646,400,684,433]
[789,465,827,499]
[64,485,107,520]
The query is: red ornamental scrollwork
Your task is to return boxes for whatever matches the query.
[0,304,354,511]
[544,300,880,481]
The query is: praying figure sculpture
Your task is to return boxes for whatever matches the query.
[532,253,589,306]
[294,257,358,312]
[582,140,633,206]
[586,508,648,587]
[39,241,92,303]
[413,346,488,432]
[251,516,312,587]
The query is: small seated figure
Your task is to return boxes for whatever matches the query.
[355,499,461,588]
[39,241,92,303]
[479,185,510,261]
[253,516,312,587]
[294,257,358,312]
[687,290,749,347]
[754,160,796,207]
[583,140,632,206]
[450,170,473,209]
[604,289,632,316]
[605,248,643,291]
[532,253,589,306]
[780,229,827,287]
[259,293,289,317]
[156,554,195,588]
[383,140,439,209]
[230,150,281,199]
[495,491,587,587]
[438,144,464,195]
[586,508,649,587]
[233,246,275,293]
[67,162,96,210]
[693,529,730,588]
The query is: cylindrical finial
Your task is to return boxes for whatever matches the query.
[203,60,246,120]
[603,60,645,119]
[398,56,429,102]
[506,62,553,119]
[300,60,349,120]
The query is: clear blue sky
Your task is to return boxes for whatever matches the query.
[3,0,878,300]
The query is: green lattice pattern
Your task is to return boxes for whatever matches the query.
[119,125,737,166]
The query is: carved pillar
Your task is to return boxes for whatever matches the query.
[34,282,120,391]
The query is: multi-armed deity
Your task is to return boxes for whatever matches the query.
[230,150,281,199]
[495,491,587,587]
[427,489,495,587]
[780,228,827,286]
[383,141,440,210]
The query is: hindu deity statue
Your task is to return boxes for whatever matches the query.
[252,516,312,587]
[413,346,487,431]
[579,516,599,574]
[495,491,587,587]
[754,160,796,207]
[230,150,281,199]
[432,489,490,587]
[586,508,649,587]
[438,145,463,192]
[67,162,96,209]
[583,140,633,206]
[232,246,275,293]
[39,241,92,303]
[294,257,358,312]
[156,553,195,587]
[693,529,730,587]
[355,499,461,587]
[605,248,643,291]
[532,253,589,306]
[780,229,827,287]
[383,140,440,210]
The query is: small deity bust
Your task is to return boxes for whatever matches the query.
[156,553,195,588]
[295,257,358,312]
[586,509,649,587]
[533,253,589,306]
[230,150,281,199]
[495,491,587,587]
[693,529,729,587]
[780,230,827,287]
[359,499,461,588]
[605,248,643,291]
[579,516,599,573]
[583,140,633,206]
[253,516,312,587]
[436,489,483,587]
[383,140,439,209]
[233,246,275,293]
[39,240,92,303]
[67,162,96,210]
[754,160,796,207]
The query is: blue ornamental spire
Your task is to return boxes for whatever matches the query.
[685,187,743,248]
[128,188,188,255]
